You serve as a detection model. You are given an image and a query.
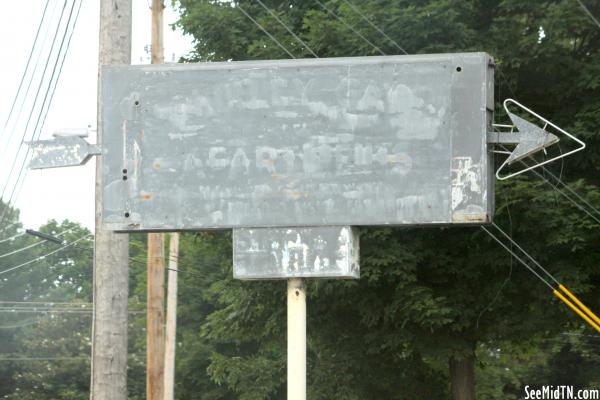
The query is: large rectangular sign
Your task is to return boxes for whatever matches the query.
[101,53,494,231]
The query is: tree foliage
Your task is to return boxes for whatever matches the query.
[0,208,93,399]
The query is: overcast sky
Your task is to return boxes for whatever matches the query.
[0,1,193,230]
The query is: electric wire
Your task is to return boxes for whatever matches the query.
[499,145,600,225]
[237,4,297,59]
[0,306,91,312]
[0,234,92,276]
[0,0,70,207]
[0,0,81,227]
[476,192,514,328]
[0,223,17,237]
[2,239,202,287]
[313,0,386,55]
[9,0,86,213]
[0,228,73,260]
[561,332,600,339]
[340,0,408,55]
[0,301,92,306]
[575,0,600,29]
[480,226,555,291]
[0,0,51,143]
[0,309,144,315]
[0,1,71,230]
[490,222,560,287]
[482,223,600,333]
[0,317,45,329]
[0,0,61,164]
[535,163,600,217]
[0,357,89,361]
[0,231,25,244]
[255,0,318,58]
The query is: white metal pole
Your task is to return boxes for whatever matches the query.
[287,278,306,400]
[163,233,179,400]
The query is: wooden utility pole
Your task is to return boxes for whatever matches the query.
[151,0,165,64]
[164,233,179,400]
[147,232,165,400]
[147,2,166,400]
[91,1,131,399]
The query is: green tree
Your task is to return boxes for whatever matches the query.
[0,213,93,399]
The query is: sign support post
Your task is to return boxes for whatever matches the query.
[287,278,307,400]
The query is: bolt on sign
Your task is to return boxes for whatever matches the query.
[100,53,495,233]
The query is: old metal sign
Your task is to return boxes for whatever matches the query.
[101,53,495,231]
[233,226,359,280]
[28,136,100,170]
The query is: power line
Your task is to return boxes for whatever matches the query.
[236,3,297,59]
[0,223,18,237]
[0,0,82,227]
[255,0,318,58]
[0,317,45,329]
[9,0,86,214]
[0,227,73,260]
[0,307,91,312]
[531,163,600,218]
[491,222,560,287]
[340,0,408,55]
[313,0,386,55]
[482,223,600,333]
[0,309,144,315]
[0,0,61,163]
[481,225,555,291]
[0,0,51,143]
[0,0,70,206]
[575,0,600,29]
[0,231,25,244]
[500,145,600,225]
[0,301,92,305]
[0,234,92,276]
[0,357,89,361]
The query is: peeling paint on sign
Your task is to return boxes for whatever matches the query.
[233,226,359,279]
[101,53,495,231]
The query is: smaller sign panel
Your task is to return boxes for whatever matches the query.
[233,226,359,280]
[28,137,100,170]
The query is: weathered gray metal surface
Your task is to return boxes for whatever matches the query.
[233,226,359,280]
[504,113,559,164]
[28,137,100,169]
[101,53,494,231]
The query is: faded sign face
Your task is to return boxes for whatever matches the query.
[101,53,494,231]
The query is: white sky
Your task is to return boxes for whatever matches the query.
[0,1,194,230]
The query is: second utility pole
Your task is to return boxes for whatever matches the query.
[147,1,165,400]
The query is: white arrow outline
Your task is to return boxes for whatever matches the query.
[495,99,586,181]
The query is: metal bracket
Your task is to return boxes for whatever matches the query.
[492,99,586,181]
